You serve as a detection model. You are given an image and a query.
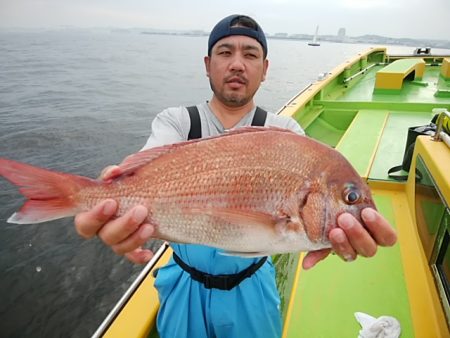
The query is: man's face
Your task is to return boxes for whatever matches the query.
[204,35,269,107]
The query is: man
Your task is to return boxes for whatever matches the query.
[75,14,397,338]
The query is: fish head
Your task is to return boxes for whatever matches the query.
[293,171,376,251]
[281,135,378,251]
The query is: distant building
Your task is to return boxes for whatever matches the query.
[291,34,309,40]
[185,30,208,36]
[274,32,288,38]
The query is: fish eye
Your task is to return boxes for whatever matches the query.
[343,186,361,204]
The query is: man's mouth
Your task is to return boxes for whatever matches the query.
[225,75,247,85]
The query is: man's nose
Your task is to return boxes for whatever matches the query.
[229,54,245,71]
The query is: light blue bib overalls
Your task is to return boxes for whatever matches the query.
[144,103,304,338]
[154,105,281,338]
[155,244,281,338]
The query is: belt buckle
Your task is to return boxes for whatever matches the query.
[203,274,213,289]
[203,274,231,290]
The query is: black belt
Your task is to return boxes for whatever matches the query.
[173,252,267,291]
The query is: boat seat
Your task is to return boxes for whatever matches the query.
[335,109,388,179]
[440,58,450,80]
[374,59,425,92]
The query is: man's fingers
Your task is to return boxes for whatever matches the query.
[302,249,332,270]
[74,199,118,239]
[337,213,378,258]
[329,228,357,262]
[97,205,149,246]
[361,208,397,247]
[125,247,154,264]
[305,209,398,270]
[111,224,155,255]
[98,165,122,180]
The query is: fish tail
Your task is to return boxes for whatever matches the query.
[0,158,98,224]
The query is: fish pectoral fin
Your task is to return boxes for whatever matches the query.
[273,217,305,241]
[183,207,276,229]
[219,251,270,258]
[275,192,308,234]
[282,186,313,221]
[285,219,303,232]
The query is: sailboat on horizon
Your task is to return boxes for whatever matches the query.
[308,25,320,46]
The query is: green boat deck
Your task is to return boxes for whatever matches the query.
[333,64,449,103]
[280,49,450,337]
[301,62,449,182]
[369,113,431,180]
[282,192,415,337]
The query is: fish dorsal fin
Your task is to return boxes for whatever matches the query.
[117,137,210,176]
[221,126,294,135]
[117,147,175,176]
[117,126,294,176]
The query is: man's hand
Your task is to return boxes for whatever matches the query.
[302,208,397,269]
[74,165,155,264]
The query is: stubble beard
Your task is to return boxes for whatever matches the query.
[209,79,255,107]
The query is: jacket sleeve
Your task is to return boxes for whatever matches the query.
[266,113,305,136]
[285,116,305,135]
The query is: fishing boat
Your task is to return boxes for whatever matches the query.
[308,25,320,46]
[92,47,450,338]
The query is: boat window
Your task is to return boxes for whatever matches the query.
[415,155,446,259]
[436,219,450,301]
[433,209,450,326]
[415,155,450,325]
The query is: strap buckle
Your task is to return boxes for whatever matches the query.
[173,252,267,291]
[203,274,231,290]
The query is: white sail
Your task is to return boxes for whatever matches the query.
[308,26,320,46]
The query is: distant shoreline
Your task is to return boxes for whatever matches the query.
[1,26,449,49]
[140,30,450,50]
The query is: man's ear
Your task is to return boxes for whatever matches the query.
[262,59,269,82]
[204,56,211,78]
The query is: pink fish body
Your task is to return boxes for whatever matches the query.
[0,127,376,256]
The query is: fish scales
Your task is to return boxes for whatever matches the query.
[0,127,376,255]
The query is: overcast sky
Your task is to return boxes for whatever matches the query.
[1,0,449,40]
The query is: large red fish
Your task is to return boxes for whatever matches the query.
[0,127,376,256]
